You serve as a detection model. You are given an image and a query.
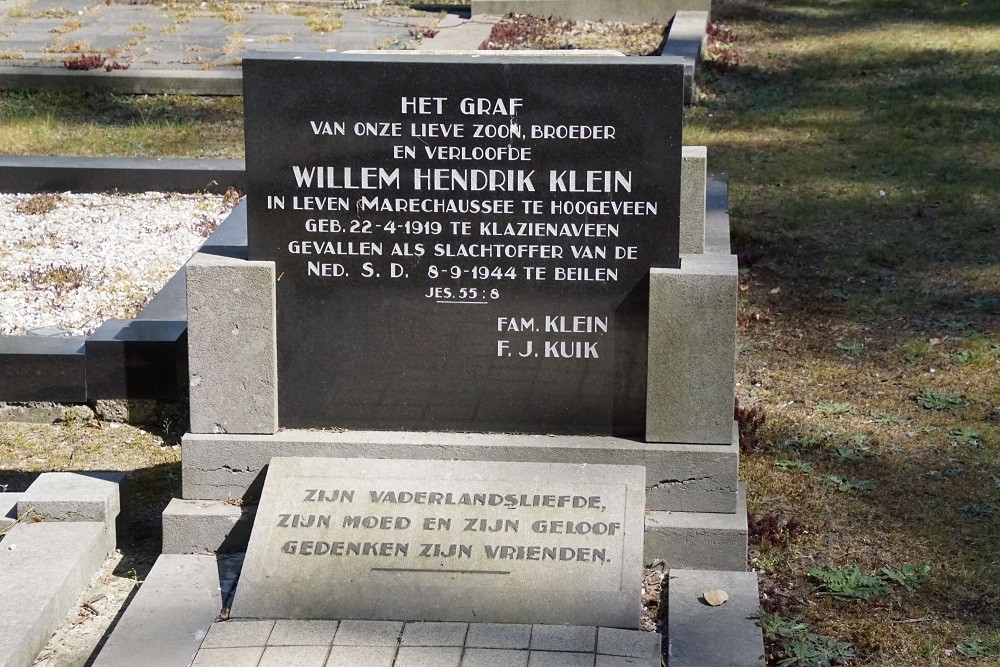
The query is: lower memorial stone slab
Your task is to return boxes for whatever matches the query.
[232,458,645,628]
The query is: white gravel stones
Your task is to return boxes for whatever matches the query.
[0,192,232,336]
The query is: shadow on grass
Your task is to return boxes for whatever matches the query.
[698,0,999,345]
[0,89,243,129]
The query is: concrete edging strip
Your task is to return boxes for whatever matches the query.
[0,66,241,96]
[0,155,245,195]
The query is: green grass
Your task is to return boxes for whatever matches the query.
[701,1,999,664]
[0,90,243,157]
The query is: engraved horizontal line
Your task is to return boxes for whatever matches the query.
[370,567,511,575]
[436,300,488,305]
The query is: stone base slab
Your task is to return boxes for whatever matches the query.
[92,554,243,667]
[644,483,748,571]
[0,522,111,667]
[162,499,254,554]
[181,426,738,513]
[667,569,765,666]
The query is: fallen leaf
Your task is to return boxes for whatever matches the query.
[769,287,781,294]
[703,589,729,606]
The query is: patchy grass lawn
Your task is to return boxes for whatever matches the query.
[690,0,999,664]
[0,91,243,158]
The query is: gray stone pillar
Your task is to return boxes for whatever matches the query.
[186,252,278,435]
[646,253,737,444]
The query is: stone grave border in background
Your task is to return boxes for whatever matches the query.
[0,473,122,667]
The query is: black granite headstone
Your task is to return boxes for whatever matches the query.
[244,53,683,435]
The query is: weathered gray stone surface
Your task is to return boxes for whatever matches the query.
[0,492,21,534]
[530,625,597,652]
[201,619,275,648]
[258,645,329,667]
[662,11,710,104]
[529,652,597,666]
[463,648,530,667]
[0,402,93,424]
[472,0,710,23]
[192,647,264,667]
[326,646,396,666]
[16,471,122,550]
[667,569,765,666]
[401,622,469,647]
[186,252,277,435]
[232,458,645,627]
[331,620,404,646]
[597,628,662,660]
[644,483,748,570]
[0,522,109,667]
[161,498,254,554]
[178,621,660,666]
[647,253,738,445]
[395,646,464,667]
[467,623,532,649]
[706,173,732,254]
[93,554,241,667]
[680,146,708,253]
[268,619,339,646]
[181,428,737,513]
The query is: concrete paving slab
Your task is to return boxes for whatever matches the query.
[0,492,22,533]
[466,623,533,649]
[92,554,241,667]
[644,482,748,570]
[325,645,396,667]
[395,646,464,667]
[192,646,264,667]
[162,498,254,554]
[595,656,654,666]
[16,471,121,524]
[332,620,404,646]
[201,619,275,648]
[0,522,109,667]
[667,569,765,666]
[259,644,331,667]
[268,619,339,646]
[400,622,469,647]
[529,651,597,666]
[463,648,530,667]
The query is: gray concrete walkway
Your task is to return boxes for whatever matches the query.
[193,619,663,667]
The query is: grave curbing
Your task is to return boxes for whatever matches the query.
[0,472,122,667]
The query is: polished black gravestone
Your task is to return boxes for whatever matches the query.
[243,53,683,435]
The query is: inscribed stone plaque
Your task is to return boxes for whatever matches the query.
[232,457,645,627]
[243,53,684,435]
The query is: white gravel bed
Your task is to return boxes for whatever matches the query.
[0,192,235,336]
